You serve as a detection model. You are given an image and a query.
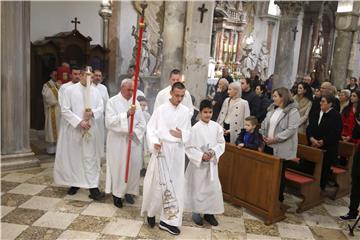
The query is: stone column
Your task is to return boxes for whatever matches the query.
[160,1,186,88]
[297,14,314,77]
[273,2,303,89]
[331,10,359,89]
[183,1,215,105]
[266,21,275,54]
[1,2,39,170]
[236,31,244,63]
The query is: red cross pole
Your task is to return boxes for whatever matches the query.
[125,3,147,183]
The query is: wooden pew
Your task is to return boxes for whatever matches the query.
[285,144,324,213]
[331,141,356,199]
[297,133,356,199]
[218,143,285,225]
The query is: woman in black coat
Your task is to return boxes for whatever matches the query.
[306,95,343,190]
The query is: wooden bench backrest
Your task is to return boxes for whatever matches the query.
[338,141,356,170]
[298,133,308,145]
[295,144,324,181]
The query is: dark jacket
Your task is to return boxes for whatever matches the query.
[309,96,340,122]
[235,128,262,150]
[212,90,228,121]
[258,94,272,123]
[306,108,342,152]
[242,90,262,120]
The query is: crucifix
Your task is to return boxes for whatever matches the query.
[198,4,208,23]
[292,26,298,41]
[71,17,80,31]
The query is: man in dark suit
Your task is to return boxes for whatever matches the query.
[307,95,343,190]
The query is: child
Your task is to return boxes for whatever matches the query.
[137,96,151,176]
[184,99,225,226]
[235,116,262,151]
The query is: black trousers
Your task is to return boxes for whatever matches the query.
[223,123,230,143]
[264,145,289,202]
[349,149,360,215]
[321,150,336,190]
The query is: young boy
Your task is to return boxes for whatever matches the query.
[235,116,262,151]
[184,99,225,226]
[137,96,151,176]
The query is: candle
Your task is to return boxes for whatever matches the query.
[181,75,185,83]
[85,66,92,109]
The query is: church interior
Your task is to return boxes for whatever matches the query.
[1,1,360,239]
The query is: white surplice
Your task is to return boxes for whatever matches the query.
[54,82,104,189]
[184,120,225,214]
[153,85,194,116]
[42,79,60,152]
[141,101,191,227]
[95,83,109,158]
[105,93,145,198]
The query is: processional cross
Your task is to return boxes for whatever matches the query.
[198,4,208,23]
[71,17,80,31]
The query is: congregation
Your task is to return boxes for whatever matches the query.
[42,63,360,236]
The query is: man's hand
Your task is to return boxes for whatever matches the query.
[264,137,276,145]
[310,137,321,148]
[169,128,182,139]
[127,105,136,117]
[202,152,212,162]
[342,136,350,142]
[84,110,93,121]
[79,120,91,130]
[237,143,245,148]
[224,129,230,136]
[154,143,162,151]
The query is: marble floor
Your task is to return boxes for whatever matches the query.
[1,130,359,240]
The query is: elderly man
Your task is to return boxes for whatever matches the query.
[339,89,351,113]
[105,79,146,208]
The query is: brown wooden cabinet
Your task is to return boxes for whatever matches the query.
[30,30,109,130]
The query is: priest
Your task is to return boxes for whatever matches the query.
[93,69,109,158]
[42,70,61,154]
[105,79,145,208]
[141,82,191,236]
[54,68,105,200]
[58,66,81,107]
[153,69,193,116]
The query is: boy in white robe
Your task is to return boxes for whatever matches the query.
[141,82,191,235]
[153,69,194,116]
[185,99,225,226]
[105,79,146,208]
[137,96,151,177]
[54,69,105,200]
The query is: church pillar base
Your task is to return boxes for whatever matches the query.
[1,152,40,172]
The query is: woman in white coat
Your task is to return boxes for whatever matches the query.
[217,82,250,143]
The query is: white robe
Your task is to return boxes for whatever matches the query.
[184,120,225,214]
[141,101,191,227]
[154,85,194,116]
[54,82,104,189]
[42,80,60,144]
[95,83,109,158]
[105,94,145,198]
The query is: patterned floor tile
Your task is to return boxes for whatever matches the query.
[282,212,306,225]
[1,205,15,218]
[40,162,54,168]
[242,209,263,221]
[19,196,62,211]
[16,168,46,175]
[8,183,46,195]
[277,222,314,240]
[2,173,34,183]
[1,193,32,207]
[323,204,349,217]
[26,175,53,185]
[54,199,90,214]
[1,208,45,225]
[212,230,246,240]
[223,202,244,217]
[82,202,118,217]
[68,215,110,233]
[102,218,143,237]
[33,211,78,229]
[57,230,99,239]
[246,233,281,239]
[182,212,212,229]
[212,215,246,233]
[97,234,135,239]
[323,198,349,207]
[37,186,68,198]
[302,213,340,229]
[244,219,280,237]
[310,226,348,240]
[63,188,93,202]
[113,206,143,221]
[16,226,63,240]
[1,181,20,192]
[137,223,175,239]
[175,226,211,239]
[1,222,28,240]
